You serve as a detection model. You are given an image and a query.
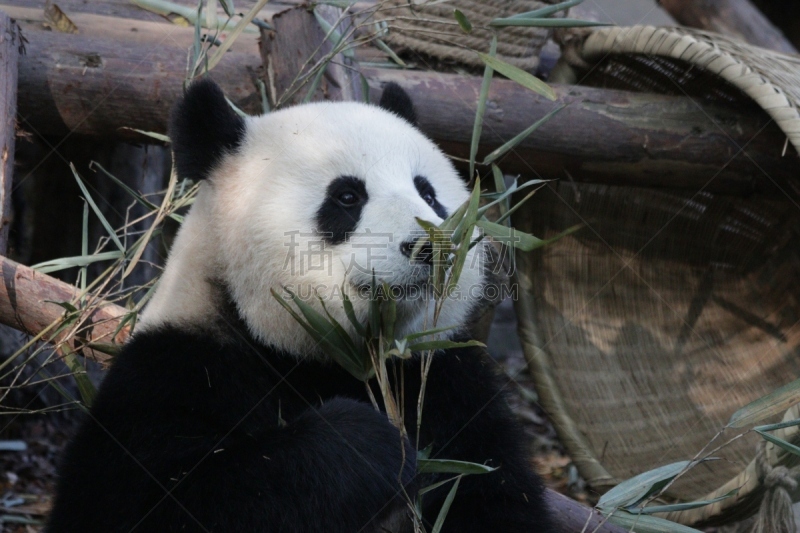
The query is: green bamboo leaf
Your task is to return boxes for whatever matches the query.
[470,36,496,179]
[431,475,461,533]
[271,288,370,380]
[118,128,171,143]
[32,251,125,274]
[206,0,269,71]
[506,0,584,19]
[477,220,581,251]
[314,8,355,58]
[374,38,407,67]
[70,164,125,252]
[409,340,484,352]
[605,511,704,533]
[303,61,329,103]
[62,346,97,407]
[453,9,472,33]
[482,105,564,165]
[628,489,738,515]
[728,378,800,428]
[490,18,609,28]
[495,188,539,226]
[220,0,234,18]
[419,475,461,496]
[755,429,800,457]
[598,461,694,510]
[476,53,556,101]
[491,164,509,225]
[91,162,184,223]
[418,459,496,475]
[341,288,366,337]
[754,418,800,432]
[478,178,547,215]
[404,325,459,341]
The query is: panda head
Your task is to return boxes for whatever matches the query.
[140,78,503,356]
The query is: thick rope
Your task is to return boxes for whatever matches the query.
[750,443,800,533]
[376,0,560,70]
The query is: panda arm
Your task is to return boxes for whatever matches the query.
[48,329,415,533]
[406,344,556,533]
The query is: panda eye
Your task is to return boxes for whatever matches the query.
[337,190,360,207]
[422,192,435,206]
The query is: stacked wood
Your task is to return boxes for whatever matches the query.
[0,11,18,253]
[0,4,791,193]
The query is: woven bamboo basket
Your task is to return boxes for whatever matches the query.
[375,0,560,71]
[513,26,800,526]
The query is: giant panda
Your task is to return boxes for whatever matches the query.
[46,78,555,533]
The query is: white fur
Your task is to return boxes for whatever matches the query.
[140,101,493,356]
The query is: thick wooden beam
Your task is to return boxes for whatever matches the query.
[365,68,798,195]
[6,4,265,137]
[659,0,798,54]
[9,4,798,194]
[0,256,124,364]
[545,489,625,533]
[0,11,19,253]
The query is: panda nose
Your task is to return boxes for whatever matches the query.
[400,239,433,265]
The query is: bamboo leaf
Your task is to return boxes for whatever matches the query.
[598,461,696,510]
[69,164,125,253]
[314,8,355,58]
[431,475,462,533]
[206,0,269,71]
[118,128,171,143]
[341,288,366,337]
[375,38,407,67]
[62,346,97,407]
[419,475,461,495]
[418,459,496,475]
[470,36,496,179]
[409,340,484,352]
[490,18,609,28]
[755,429,800,457]
[32,252,125,274]
[477,220,581,251]
[754,418,800,433]
[628,489,738,515]
[453,9,472,33]
[220,0,234,17]
[476,53,556,101]
[482,105,564,165]
[605,511,704,533]
[506,0,584,19]
[728,378,800,428]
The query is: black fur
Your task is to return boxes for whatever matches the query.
[47,324,554,532]
[413,176,448,219]
[170,78,246,181]
[379,82,418,126]
[315,175,369,245]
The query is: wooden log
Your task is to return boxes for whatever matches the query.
[8,22,794,194]
[365,68,798,195]
[0,256,124,364]
[0,11,19,254]
[545,489,625,533]
[261,5,363,107]
[659,0,798,54]
[7,4,265,137]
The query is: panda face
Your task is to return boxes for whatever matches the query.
[140,80,500,356]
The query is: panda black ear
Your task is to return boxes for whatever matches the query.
[169,77,246,181]
[378,82,417,126]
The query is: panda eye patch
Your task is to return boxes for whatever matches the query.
[414,176,448,219]
[316,176,368,245]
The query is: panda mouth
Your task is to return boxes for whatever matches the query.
[349,277,432,300]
